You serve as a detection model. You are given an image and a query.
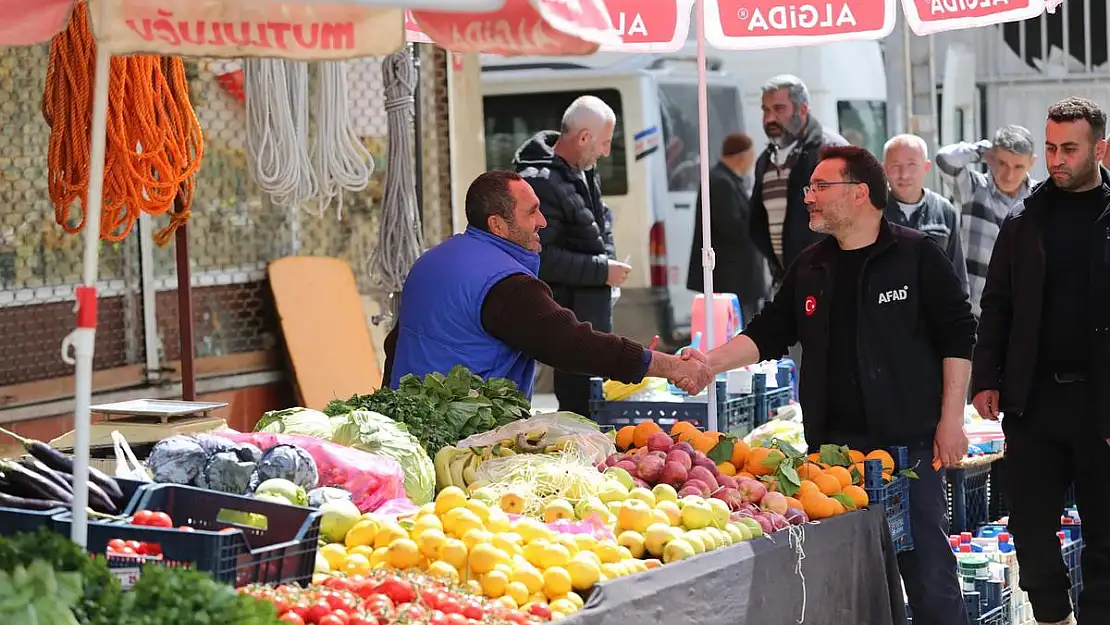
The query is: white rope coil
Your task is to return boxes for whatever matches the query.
[311,61,374,220]
[367,47,425,296]
[244,59,318,211]
[788,523,808,623]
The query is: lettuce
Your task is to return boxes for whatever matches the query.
[331,410,435,504]
[254,407,334,440]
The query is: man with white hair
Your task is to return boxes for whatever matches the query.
[883,134,969,294]
[513,95,631,416]
[936,125,1038,316]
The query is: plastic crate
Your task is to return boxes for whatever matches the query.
[947,463,992,534]
[864,446,914,553]
[589,378,756,435]
[752,373,793,427]
[1063,539,1083,614]
[0,476,150,538]
[988,456,1075,520]
[55,483,322,587]
[776,359,798,401]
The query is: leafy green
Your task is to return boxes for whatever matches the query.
[326,365,531,456]
[331,410,437,504]
[253,407,334,439]
[118,565,279,625]
[0,560,83,625]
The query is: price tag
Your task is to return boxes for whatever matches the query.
[112,567,142,590]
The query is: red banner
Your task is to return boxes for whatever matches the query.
[902,0,1047,36]
[706,0,897,49]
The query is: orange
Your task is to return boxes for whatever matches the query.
[865,449,896,473]
[807,452,821,464]
[729,439,750,468]
[745,447,780,476]
[847,449,865,464]
[801,492,834,520]
[670,421,696,438]
[615,426,636,451]
[796,462,824,480]
[830,498,846,516]
[633,421,662,448]
[693,434,718,454]
[842,485,869,509]
[717,461,737,477]
[676,430,699,444]
[785,496,804,511]
[797,480,821,498]
[851,462,866,485]
[825,466,852,489]
[702,431,722,442]
[812,473,842,496]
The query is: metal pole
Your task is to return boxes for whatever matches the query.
[138,214,162,383]
[695,0,718,432]
[173,195,196,401]
[902,20,915,134]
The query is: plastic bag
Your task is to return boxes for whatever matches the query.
[112,430,153,482]
[456,412,616,465]
[744,419,807,454]
[215,431,406,513]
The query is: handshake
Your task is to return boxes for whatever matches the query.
[663,348,714,395]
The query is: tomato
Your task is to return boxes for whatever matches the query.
[288,601,311,619]
[528,603,553,619]
[394,605,427,621]
[324,577,352,592]
[327,609,351,625]
[325,593,355,612]
[124,540,143,552]
[317,616,345,625]
[428,609,448,625]
[461,602,484,620]
[178,525,195,532]
[363,596,394,620]
[117,546,136,556]
[304,600,333,624]
[107,538,126,551]
[279,612,306,625]
[445,614,469,625]
[132,510,155,526]
[148,511,173,528]
[271,596,292,615]
[143,543,163,557]
[376,578,414,606]
[348,617,378,625]
[437,597,461,615]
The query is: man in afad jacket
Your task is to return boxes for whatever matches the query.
[972,97,1110,625]
[697,146,977,625]
[513,95,631,417]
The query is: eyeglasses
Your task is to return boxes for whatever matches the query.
[803,181,861,195]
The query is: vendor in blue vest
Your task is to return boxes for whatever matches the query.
[384,171,709,399]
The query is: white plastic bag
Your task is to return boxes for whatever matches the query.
[456,412,616,465]
[112,430,153,482]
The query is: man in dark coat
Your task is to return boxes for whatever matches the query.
[513,95,630,416]
[686,132,769,325]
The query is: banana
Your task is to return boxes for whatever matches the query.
[448,453,469,489]
[434,446,459,491]
[496,446,516,457]
[461,453,480,486]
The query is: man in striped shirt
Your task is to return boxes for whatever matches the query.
[749,75,848,284]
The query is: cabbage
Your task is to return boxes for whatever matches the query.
[254,407,334,439]
[330,410,435,504]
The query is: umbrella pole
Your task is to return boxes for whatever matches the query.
[67,26,112,548]
[174,195,196,401]
[695,0,718,431]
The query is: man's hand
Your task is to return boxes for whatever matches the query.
[934,417,969,468]
[669,352,712,395]
[679,347,709,365]
[606,260,632,287]
[972,390,1000,420]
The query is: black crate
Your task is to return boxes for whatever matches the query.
[752,373,793,427]
[0,476,149,538]
[864,446,914,553]
[589,378,756,435]
[55,483,321,587]
[946,463,992,534]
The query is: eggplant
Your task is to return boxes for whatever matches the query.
[0,491,63,511]
[0,460,73,505]
[0,426,125,503]
[19,457,74,494]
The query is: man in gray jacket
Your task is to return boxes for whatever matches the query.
[935,125,1037,316]
[883,134,969,295]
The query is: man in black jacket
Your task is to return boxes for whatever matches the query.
[513,95,631,416]
[700,145,976,625]
[686,132,769,324]
[749,75,847,283]
[972,97,1110,625]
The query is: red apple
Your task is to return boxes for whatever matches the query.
[646,432,674,453]
[665,449,692,471]
[736,478,767,505]
[661,461,688,487]
[760,491,788,515]
[688,466,719,492]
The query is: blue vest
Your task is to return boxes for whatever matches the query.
[389,227,540,397]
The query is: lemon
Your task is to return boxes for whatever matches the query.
[481,569,510,598]
[573,534,598,552]
[615,545,634,561]
[576,549,602,566]
[412,514,444,535]
[442,508,483,537]
[565,556,601,591]
[512,566,544,595]
[418,502,437,516]
[522,541,549,567]
[550,598,578,615]
[555,534,580,555]
[427,560,460,583]
[512,518,551,543]
[486,510,512,533]
[468,543,501,575]
[492,533,522,556]
[373,521,408,549]
[438,538,468,570]
[343,553,371,576]
[498,595,520,610]
[370,546,389,568]
[416,528,447,559]
[344,519,379,548]
[543,566,573,598]
[386,538,421,569]
[564,591,584,608]
[435,486,468,515]
[462,528,494,552]
[538,543,571,569]
[493,562,514,577]
[464,499,492,523]
[593,539,623,564]
[347,544,375,560]
[506,581,530,606]
[319,543,348,570]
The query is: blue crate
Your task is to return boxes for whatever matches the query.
[864,446,914,553]
[753,373,793,428]
[1064,539,1083,614]
[776,359,798,400]
[947,463,992,534]
[589,378,756,435]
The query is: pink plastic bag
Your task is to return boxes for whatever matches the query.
[216,431,406,513]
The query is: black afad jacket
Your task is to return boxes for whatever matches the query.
[744,220,978,448]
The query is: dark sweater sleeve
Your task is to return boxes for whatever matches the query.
[919,237,977,360]
[741,261,800,359]
[481,274,648,383]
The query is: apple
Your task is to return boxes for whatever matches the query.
[717,474,738,490]
[614,460,640,478]
[760,491,788,516]
[752,513,775,535]
[712,487,745,511]
[604,453,625,467]
[683,479,712,498]
[652,483,679,503]
[665,449,693,471]
[661,461,689,487]
[673,441,695,456]
[637,455,665,484]
[678,486,703,498]
[688,466,719,492]
[736,478,767,505]
[646,431,674,453]
[785,508,809,525]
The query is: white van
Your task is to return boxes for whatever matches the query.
[480,41,887,346]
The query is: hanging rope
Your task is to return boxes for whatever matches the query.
[311,61,374,219]
[787,523,808,623]
[42,1,203,245]
[368,47,424,296]
[244,58,318,211]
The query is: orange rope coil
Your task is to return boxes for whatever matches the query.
[43,1,204,246]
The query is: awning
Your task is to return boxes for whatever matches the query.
[901,0,1048,36]
[705,0,897,50]
[0,0,74,45]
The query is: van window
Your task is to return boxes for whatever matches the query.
[658,84,743,192]
[837,100,888,158]
[483,89,628,196]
